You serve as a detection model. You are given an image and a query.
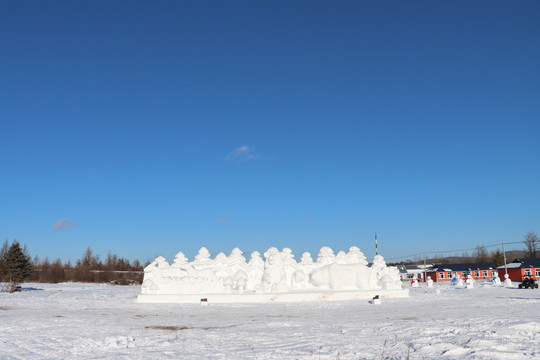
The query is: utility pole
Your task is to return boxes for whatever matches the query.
[423,252,427,282]
[375,233,378,256]
[502,243,508,276]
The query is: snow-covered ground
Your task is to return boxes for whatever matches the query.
[0,282,538,359]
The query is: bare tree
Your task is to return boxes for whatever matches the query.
[523,231,538,258]
[473,245,489,262]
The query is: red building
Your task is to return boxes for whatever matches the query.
[426,263,497,282]
[497,258,540,281]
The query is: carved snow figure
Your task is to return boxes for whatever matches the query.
[139,245,407,301]
[298,252,315,273]
[232,270,248,292]
[309,262,371,290]
[192,247,213,270]
[228,248,247,268]
[248,251,264,268]
[426,276,434,287]
[247,251,264,291]
[169,252,191,278]
[491,273,501,286]
[346,246,368,265]
[141,256,169,294]
[236,276,247,293]
[504,273,512,287]
[224,276,234,293]
[466,274,475,289]
[335,251,348,264]
[378,268,402,290]
[281,248,298,287]
[411,274,419,288]
[213,252,230,277]
[172,251,189,267]
[291,269,308,289]
[221,248,248,281]
[369,255,401,290]
[316,247,336,267]
[455,274,465,287]
[293,252,315,289]
[186,268,220,293]
[261,247,288,293]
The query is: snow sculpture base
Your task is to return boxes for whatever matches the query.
[139,246,407,304]
[138,289,409,304]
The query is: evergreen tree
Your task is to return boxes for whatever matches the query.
[491,249,504,267]
[2,241,33,292]
[0,239,9,278]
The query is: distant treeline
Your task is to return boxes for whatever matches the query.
[27,246,144,284]
[388,248,525,267]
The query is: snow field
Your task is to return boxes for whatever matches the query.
[0,282,538,359]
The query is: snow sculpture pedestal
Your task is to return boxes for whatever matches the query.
[138,246,409,304]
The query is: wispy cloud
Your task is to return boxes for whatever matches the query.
[216,217,230,224]
[53,218,77,230]
[225,145,258,162]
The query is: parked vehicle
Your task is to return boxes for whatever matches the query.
[518,277,538,289]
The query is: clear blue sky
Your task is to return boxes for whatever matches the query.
[1,1,539,264]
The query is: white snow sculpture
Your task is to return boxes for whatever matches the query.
[248,251,264,268]
[466,274,475,289]
[309,262,371,290]
[491,273,501,286]
[335,251,348,264]
[261,247,288,293]
[426,276,433,287]
[291,252,315,289]
[172,251,189,267]
[281,248,298,283]
[141,256,169,294]
[316,246,336,267]
[213,252,230,277]
[504,273,512,287]
[346,246,368,265]
[193,247,213,270]
[371,255,402,290]
[228,248,247,268]
[246,251,264,291]
[298,252,315,272]
[455,274,465,287]
[140,245,403,297]
[411,274,419,288]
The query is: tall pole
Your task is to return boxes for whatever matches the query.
[423,252,427,282]
[375,233,378,256]
[502,243,508,276]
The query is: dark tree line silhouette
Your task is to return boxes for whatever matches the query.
[1,243,145,285]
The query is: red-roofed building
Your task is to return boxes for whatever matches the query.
[497,258,540,281]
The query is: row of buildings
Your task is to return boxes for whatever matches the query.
[397,258,540,282]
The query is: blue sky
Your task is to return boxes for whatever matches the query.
[1,1,539,264]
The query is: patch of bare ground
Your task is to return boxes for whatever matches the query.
[0,306,11,310]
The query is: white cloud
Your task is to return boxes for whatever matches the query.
[225,145,258,162]
[53,218,77,230]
